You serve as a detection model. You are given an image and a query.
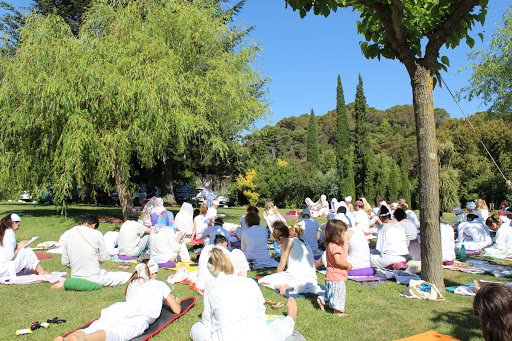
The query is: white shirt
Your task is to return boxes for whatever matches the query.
[440,222,455,262]
[346,228,371,269]
[0,229,16,266]
[491,223,512,250]
[194,214,210,239]
[262,210,286,231]
[405,210,420,228]
[375,222,409,256]
[353,209,369,232]
[62,226,110,279]
[103,231,119,253]
[456,221,492,249]
[118,220,148,256]
[196,245,230,290]
[150,226,177,263]
[125,279,171,322]
[207,207,218,222]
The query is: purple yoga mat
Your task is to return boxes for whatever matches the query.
[233,241,241,248]
[347,267,375,276]
[158,261,176,268]
[118,255,138,261]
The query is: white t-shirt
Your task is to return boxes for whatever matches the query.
[207,207,218,222]
[125,279,172,322]
[346,228,371,269]
[150,226,177,263]
[62,226,110,279]
[104,231,119,253]
[118,220,148,256]
[375,222,409,256]
[194,214,211,239]
[353,210,369,232]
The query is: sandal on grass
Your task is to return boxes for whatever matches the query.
[272,301,286,309]
[265,298,276,305]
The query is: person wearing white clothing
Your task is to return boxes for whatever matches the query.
[175,202,194,236]
[241,213,278,269]
[297,207,319,253]
[206,201,219,226]
[118,208,152,257]
[370,206,409,268]
[195,235,249,291]
[318,213,335,245]
[305,195,329,217]
[456,213,492,250]
[344,196,354,213]
[103,228,120,256]
[451,206,467,229]
[191,203,210,240]
[259,222,319,295]
[440,221,456,263]
[485,216,512,251]
[352,201,369,232]
[196,181,217,208]
[0,213,50,278]
[59,215,131,287]
[237,206,259,241]
[55,259,182,341]
[400,203,420,228]
[191,248,296,341]
[263,201,287,234]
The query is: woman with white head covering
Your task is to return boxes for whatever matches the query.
[175,202,194,236]
[56,259,182,341]
[344,196,354,213]
[150,211,191,263]
[0,214,50,278]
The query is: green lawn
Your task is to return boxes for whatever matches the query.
[0,203,501,341]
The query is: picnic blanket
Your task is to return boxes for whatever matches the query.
[446,280,512,296]
[35,252,53,259]
[479,248,512,260]
[62,297,196,341]
[0,271,67,285]
[393,330,460,341]
[268,284,326,298]
[348,275,388,282]
[443,259,512,277]
[99,217,123,223]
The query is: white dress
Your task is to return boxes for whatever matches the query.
[346,228,371,269]
[191,273,294,341]
[0,229,40,278]
[298,218,319,253]
[241,225,278,269]
[456,221,492,250]
[440,222,455,262]
[258,237,319,293]
[82,279,171,341]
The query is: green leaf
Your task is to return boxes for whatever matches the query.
[441,55,450,67]
[466,35,475,49]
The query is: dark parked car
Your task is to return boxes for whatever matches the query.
[175,186,203,207]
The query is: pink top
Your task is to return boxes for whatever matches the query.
[325,242,348,282]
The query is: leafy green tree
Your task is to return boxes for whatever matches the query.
[400,150,411,205]
[307,109,320,167]
[284,0,489,291]
[335,75,355,199]
[0,0,268,219]
[353,74,374,199]
[460,7,512,117]
[388,162,400,202]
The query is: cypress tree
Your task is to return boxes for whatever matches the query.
[335,75,355,199]
[400,150,411,204]
[307,109,320,167]
[388,162,400,202]
[353,74,374,198]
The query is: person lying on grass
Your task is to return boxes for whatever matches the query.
[0,213,51,278]
[54,259,181,341]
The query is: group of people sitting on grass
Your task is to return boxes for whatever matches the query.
[2,191,512,341]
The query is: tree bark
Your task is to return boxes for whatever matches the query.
[409,61,444,291]
[159,160,176,206]
[114,162,133,221]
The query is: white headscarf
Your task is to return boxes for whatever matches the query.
[175,202,194,235]
[135,259,159,280]
[305,197,314,207]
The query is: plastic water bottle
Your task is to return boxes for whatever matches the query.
[460,244,466,262]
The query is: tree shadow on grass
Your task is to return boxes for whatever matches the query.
[0,203,123,222]
[430,308,481,340]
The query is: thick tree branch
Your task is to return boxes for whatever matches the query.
[357,0,416,70]
[424,0,480,64]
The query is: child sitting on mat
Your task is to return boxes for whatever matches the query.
[317,219,352,317]
[54,259,181,341]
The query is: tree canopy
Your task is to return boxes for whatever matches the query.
[0,0,268,217]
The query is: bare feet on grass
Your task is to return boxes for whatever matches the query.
[51,280,65,289]
[317,297,325,312]
[286,297,298,321]
[277,284,289,295]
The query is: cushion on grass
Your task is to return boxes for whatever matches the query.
[158,261,176,268]
[63,278,103,291]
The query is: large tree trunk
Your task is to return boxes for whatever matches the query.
[114,162,133,221]
[159,160,176,206]
[409,62,444,291]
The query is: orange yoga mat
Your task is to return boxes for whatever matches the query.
[394,331,460,341]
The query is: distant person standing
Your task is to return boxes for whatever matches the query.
[197,181,217,208]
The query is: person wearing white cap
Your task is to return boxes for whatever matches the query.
[0,214,51,278]
[206,200,219,226]
[466,201,486,226]
[370,206,409,268]
[196,181,217,208]
[450,206,467,229]
[55,259,182,341]
[296,207,320,253]
[344,196,354,213]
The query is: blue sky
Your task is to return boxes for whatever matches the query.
[232,1,511,128]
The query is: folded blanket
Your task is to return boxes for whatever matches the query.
[35,253,54,260]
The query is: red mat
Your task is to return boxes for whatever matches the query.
[35,253,53,260]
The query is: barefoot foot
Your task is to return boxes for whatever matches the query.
[286,297,298,321]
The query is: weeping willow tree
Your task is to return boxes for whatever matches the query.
[0,0,268,219]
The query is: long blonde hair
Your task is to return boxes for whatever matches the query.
[199,203,208,215]
[207,247,234,277]
[264,201,279,216]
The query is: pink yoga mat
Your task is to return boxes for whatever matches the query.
[35,253,53,260]
[348,276,387,282]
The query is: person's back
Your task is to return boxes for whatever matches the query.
[377,222,408,256]
[118,220,147,256]
[353,209,369,232]
[458,220,492,249]
[149,226,176,263]
[194,214,210,239]
[299,218,319,253]
[202,224,231,250]
[397,219,418,243]
[104,230,120,255]
[440,222,455,262]
[406,210,420,228]
[346,228,371,269]
[62,226,109,279]
[125,278,171,322]
[494,223,512,250]
[286,237,316,280]
[242,225,270,265]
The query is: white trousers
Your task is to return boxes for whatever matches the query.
[370,254,407,268]
[0,247,40,278]
[87,269,132,287]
